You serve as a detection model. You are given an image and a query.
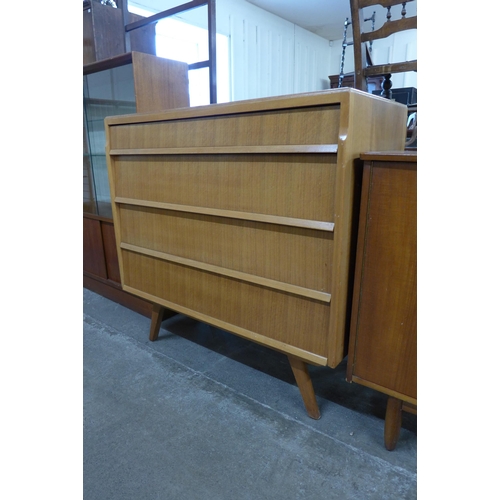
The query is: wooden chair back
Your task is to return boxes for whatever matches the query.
[350,0,417,98]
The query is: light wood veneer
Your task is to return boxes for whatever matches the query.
[105,89,407,415]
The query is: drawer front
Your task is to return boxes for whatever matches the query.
[122,250,330,358]
[112,153,336,223]
[108,105,341,149]
[119,205,333,294]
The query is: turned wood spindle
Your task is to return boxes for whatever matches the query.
[382,74,393,99]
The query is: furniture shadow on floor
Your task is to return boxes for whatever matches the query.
[157,313,417,434]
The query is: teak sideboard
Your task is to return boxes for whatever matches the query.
[105,89,407,418]
[347,151,417,449]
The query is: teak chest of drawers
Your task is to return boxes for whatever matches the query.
[105,89,407,418]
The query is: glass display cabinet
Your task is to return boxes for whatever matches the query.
[84,61,136,218]
[83,52,189,314]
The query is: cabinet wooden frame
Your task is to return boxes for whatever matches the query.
[83,1,156,65]
[347,151,416,449]
[105,89,407,371]
[83,51,190,316]
[84,51,190,114]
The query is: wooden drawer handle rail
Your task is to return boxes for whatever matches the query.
[109,144,338,155]
[121,242,331,304]
[114,197,335,232]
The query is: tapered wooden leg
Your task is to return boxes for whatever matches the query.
[288,355,321,420]
[384,396,403,451]
[149,303,166,341]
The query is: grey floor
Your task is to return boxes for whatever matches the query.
[83,288,417,500]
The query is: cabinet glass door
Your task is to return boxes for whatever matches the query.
[83,64,136,218]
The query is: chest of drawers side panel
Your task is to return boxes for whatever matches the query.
[326,91,408,367]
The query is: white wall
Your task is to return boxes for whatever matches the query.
[371,30,417,88]
[216,0,417,101]
[328,2,417,90]
[329,32,417,90]
[217,0,338,101]
[132,0,417,101]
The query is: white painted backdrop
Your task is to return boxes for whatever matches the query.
[216,0,416,102]
[131,0,417,102]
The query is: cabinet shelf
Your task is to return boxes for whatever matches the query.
[84,51,190,218]
[84,97,136,107]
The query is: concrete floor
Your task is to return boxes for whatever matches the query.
[83,288,417,499]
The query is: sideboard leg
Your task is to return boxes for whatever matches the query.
[149,303,166,341]
[384,396,403,451]
[287,355,321,420]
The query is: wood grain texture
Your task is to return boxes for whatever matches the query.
[83,3,156,65]
[115,198,335,232]
[118,205,333,294]
[83,217,107,279]
[149,303,165,342]
[121,243,331,303]
[384,397,403,451]
[109,145,339,155]
[131,52,190,113]
[122,250,331,357]
[326,90,407,366]
[361,17,417,43]
[112,154,335,223]
[350,0,417,92]
[101,221,121,283]
[288,356,321,419]
[107,105,340,148]
[347,153,416,403]
[106,89,407,368]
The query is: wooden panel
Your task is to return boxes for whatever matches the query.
[348,156,416,401]
[122,251,331,359]
[83,217,107,278]
[101,221,121,283]
[83,8,96,65]
[128,13,156,57]
[329,74,355,89]
[132,52,190,113]
[89,2,125,62]
[108,106,341,150]
[119,205,333,294]
[113,154,336,222]
[83,3,156,65]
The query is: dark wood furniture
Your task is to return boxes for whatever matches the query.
[349,0,417,99]
[83,52,189,316]
[83,0,156,65]
[105,89,407,418]
[328,73,383,93]
[329,73,356,89]
[347,151,416,450]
